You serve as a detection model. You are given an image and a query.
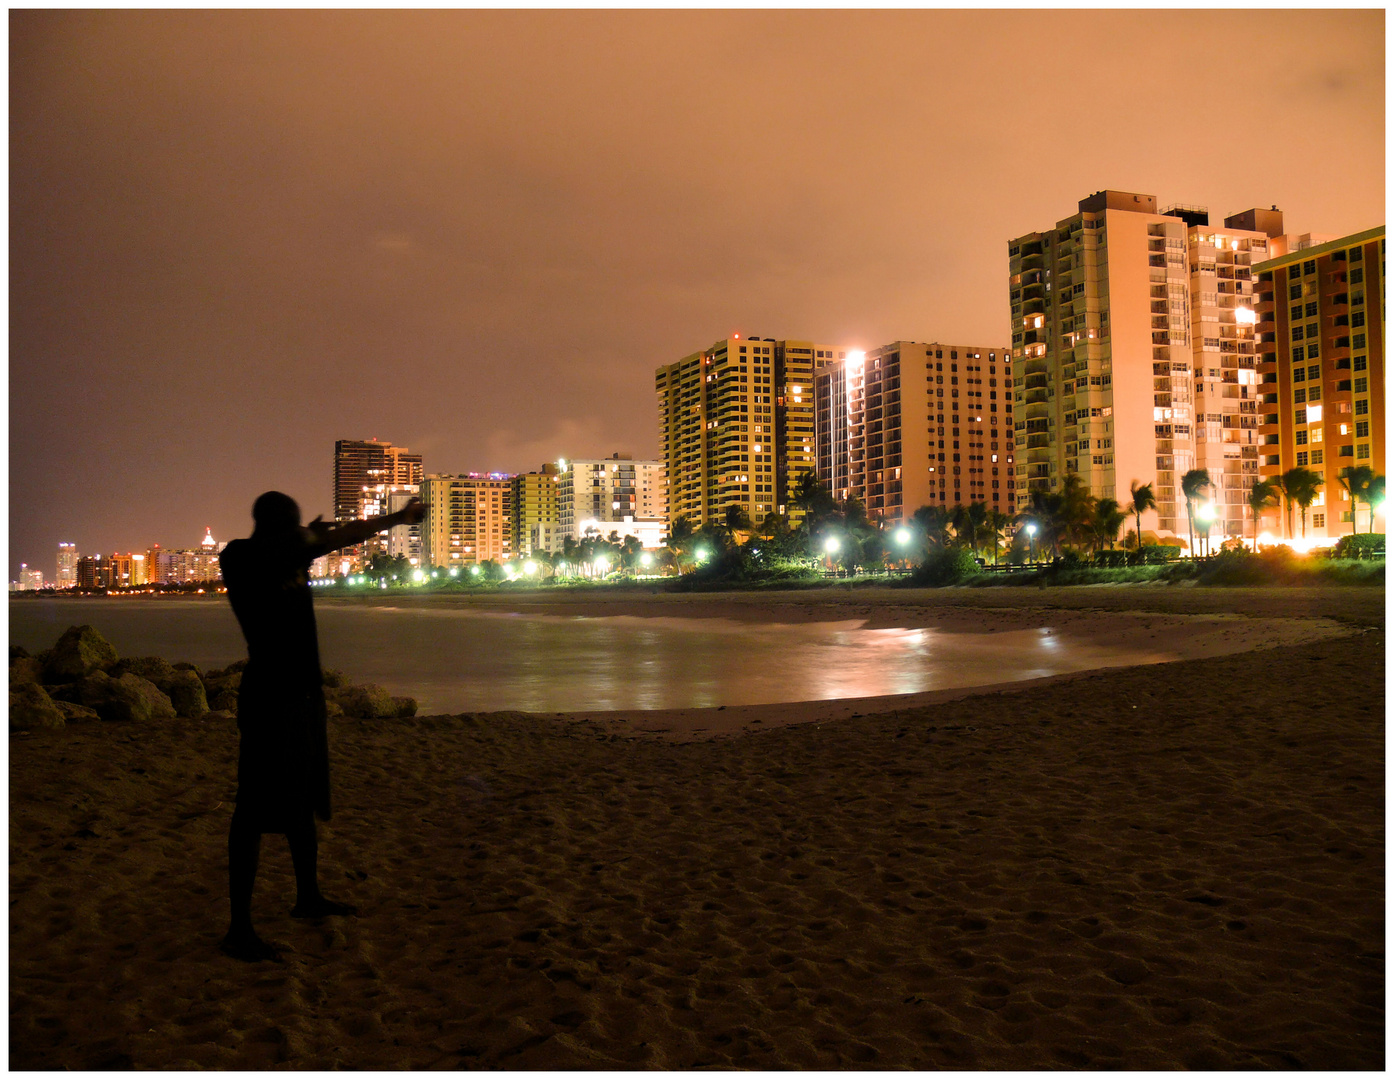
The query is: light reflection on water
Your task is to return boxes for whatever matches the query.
[9,599,1168,715]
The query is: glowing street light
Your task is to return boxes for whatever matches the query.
[594,556,610,575]
[1025,522,1038,564]
[1196,502,1216,557]
[694,546,710,564]
[470,565,481,577]
[823,535,841,555]
[524,560,538,576]
[639,552,654,568]
[894,527,912,547]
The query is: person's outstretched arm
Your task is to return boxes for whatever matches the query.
[306,499,426,559]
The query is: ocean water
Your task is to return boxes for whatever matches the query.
[10,597,1165,715]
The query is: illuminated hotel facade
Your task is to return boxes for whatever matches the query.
[1008,191,1280,546]
[511,463,561,556]
[555,454,663,544]
[1253,226,1385,538]
[814,341,1014,523]
[656,336,844,528]
[421,473,512,568]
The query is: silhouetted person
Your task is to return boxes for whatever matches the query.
[218,490,426,961]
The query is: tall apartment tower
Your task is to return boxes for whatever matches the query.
[511,463,561,556]
[556,454,664,541]
[420,473,513,568]
[56,542,78,588]
[333,439,423,523]
[815,341,1014,524]
[1008,191,1273,545]
[1253,226,1385,537]
[656,336,843,528]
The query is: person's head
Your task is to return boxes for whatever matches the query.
[251,491,301,534]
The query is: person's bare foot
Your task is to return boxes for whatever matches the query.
[290,896,358,919]
[220,927,282,962]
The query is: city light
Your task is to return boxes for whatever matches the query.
[694,546,710,564]
[595,556,610,573]
[1196,503,1216,523]
[640,552,653,568]
[894,527,912,547]
[524,560,537,575]
[823,535,841,555]
[1025,524,1037,536]
[470,565,481,577]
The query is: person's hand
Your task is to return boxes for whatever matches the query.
[304,515,332,541]
[398,498,426,526]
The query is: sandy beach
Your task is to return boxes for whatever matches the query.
[9,585,1385,1069]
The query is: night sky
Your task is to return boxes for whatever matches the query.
[9,9,1384,577]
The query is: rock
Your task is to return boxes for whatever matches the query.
[10,645,29,661]
[10,656,44,686]
[337,683,398,719]
[43,625,118,682]
[391,696,418,719]
[78,671,176,723]
[172,661,204,680]
[209,688,239,714]
[10,682,66,730]
[111,656,176,690]
[54,700,101,723]
[203,709,236,722]
[166,669,209,719]
[44,682,81,704]
[324,699,345,719]
[322,668,346,689]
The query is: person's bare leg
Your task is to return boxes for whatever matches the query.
[288,816,357,918]
[221,810,281,961]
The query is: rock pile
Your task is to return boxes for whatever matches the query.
[9,625,417,732]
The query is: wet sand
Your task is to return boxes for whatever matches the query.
[9,585,1385,1069]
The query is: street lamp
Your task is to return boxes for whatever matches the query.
[1026,522,1037,565]
[893,527,912,571]
[1196,502,1216,557]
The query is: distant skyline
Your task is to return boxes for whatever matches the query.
[10,9,1384,575]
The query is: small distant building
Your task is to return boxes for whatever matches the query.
[12,564,44,591]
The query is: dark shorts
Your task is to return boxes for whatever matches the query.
[235,687,331,830]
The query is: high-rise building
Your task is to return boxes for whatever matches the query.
[76,555,111,589]
[56,542,78,588]
[1253,226,1385,538]
[15,564,44,591]
[556,454,664,541]
[357,483,422,566]
[656,336,843,528]
[333,439,423,523]
[510,463,560,556]
[421,473,513,568]
[1007,191,1277,547]
[815,341,1014,523]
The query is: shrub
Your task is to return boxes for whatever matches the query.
[911,546,982,586]
[1333,533,1386,560]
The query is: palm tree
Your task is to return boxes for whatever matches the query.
[1246,478,1279,548]
[981,509,1011,565]
[1090,498,1126,555]
[1180,468,1211,558]
[911,504,954,550]
[1367,475,1385,534]
[1281,466,1324,539]
[1056,473,1095,553]
[1128,481,1156,558]
[1337,465,1375,536]
[722,503,753,536]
